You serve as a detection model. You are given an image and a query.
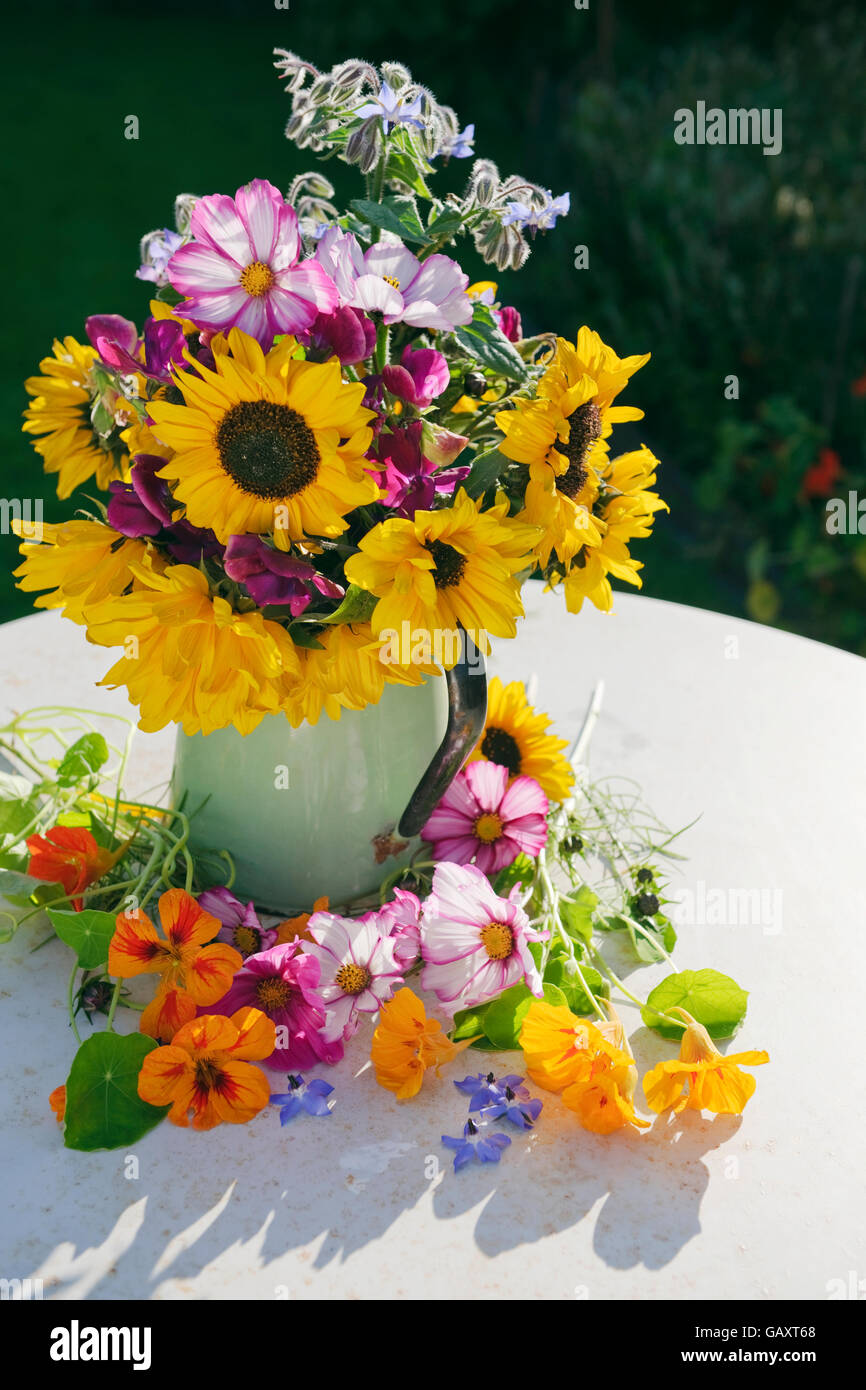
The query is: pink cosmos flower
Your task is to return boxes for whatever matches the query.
[377,887,423,970]
[206,940,343,1071]
[304,910,404,1043]
[420,861,546,1014]
[166,178,338,347]
[421,761,549,875]
[315,227,472,331]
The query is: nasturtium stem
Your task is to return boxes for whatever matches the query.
[588,945,686,1029]
[67,961,82,1044]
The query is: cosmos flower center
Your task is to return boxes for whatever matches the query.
[240,260,275,297]
[474,811,504,843]
[480,726,522,776]
[382,274,401,289]
[425,538,466,588]
[335,963,372,995]
[556,400,602,498]
[216,400,321,500]
[256,976,292,1010]
[233,925,261,955]
[480,922,514,960]
[194,1058,223,1093]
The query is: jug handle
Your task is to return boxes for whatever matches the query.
[397,627,488,838]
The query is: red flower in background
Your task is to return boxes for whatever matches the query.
[802,447,842,499]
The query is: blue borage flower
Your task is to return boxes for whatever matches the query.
[501,191,570,235]
[435,123,475,160]
[441,1118,511,1170]
[356,81,426,134]
[454,1071,543,1129]
[270,1074,334,1123]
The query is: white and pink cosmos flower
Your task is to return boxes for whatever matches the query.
[166,178,338,347]
[304,908,403,1043]
[420,861,547,1015]
[314,226,472,331]
[421,760,549,875]
[377,887,423,969]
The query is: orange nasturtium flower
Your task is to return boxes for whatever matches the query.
[49,1085,66,1124]
[138,1008,275,1130]
[520,999,649,1134]
[274,895,330,945]
[643,1009,769,1116]
[108,888,242,1042]
[371,987,475,1099]
[26,825,127,911]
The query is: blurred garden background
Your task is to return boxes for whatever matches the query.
[2,0,864,649]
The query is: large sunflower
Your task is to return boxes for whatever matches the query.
[23,337,129,499]
[13,519,149,623]
[467,676,574,802]
[496,327,649,570]
[84,561,301,736]
[149,328,379,546]
[343,489,539,668]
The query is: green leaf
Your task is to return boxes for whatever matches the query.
[559,885,598,945]
[641,968,749,1041]
[544,961,609,1015]
[64,1032,169,1152]
[483,981,568,1050]
[454,304,529,382]
[47,906,117,968]
[451,1004,488,1042]
[0,794,40,840]
[350,195,427,244]
[286,623,326,651]
[154,283,184,306]
[492,852,535,897]
[0,868,43,903]
[316,584,379,626]
[464,446,508,499]
[56,733,109,787]
[426,207,464,241]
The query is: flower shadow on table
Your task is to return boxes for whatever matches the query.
[432,1105,741,1274]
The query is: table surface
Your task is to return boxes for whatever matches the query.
[1,586,864,1301]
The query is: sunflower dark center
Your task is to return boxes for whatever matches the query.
[481,726,522,776]
[556,400,602,498]
[425,539,466,589]
[216,400,320,500]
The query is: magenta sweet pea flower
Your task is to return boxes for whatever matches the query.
[420,861,546,1015]
[86,314,186,383]
[372,421,470,518]
[299,304,376,365]
[166,178,339,347]
[197,886,279,958]
[107,454,175,538]
[223,534,344,613]
[496,305,523,342]
[304,909,403,1043]
[315,227,472,331]
[382,344,450,408]
[421,761,549,875]
[208,941,343,1071]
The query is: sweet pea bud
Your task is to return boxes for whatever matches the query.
[421,422,469,468]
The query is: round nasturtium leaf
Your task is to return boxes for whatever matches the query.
[483,981,568,1051]
[63,1031,169,1152]
[641,968,749,1040]
[47,907,117,969]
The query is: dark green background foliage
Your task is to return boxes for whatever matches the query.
[2,0,863,648]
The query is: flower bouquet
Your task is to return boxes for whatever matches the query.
[2,53,766,1154]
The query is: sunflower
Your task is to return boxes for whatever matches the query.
[343,489,539,668]
[466,676,574,802]
[556,445,668,615]
[272,620,428,728]
[84,561,300,735]
[23,337,129,499]
[148,327,379,546]
[13,519,149,624]
[496,327,649,571]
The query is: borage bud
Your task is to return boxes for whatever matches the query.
[345,116,382,174]
[173,193,198,234]
[468,159,499,208]
[380,61,412,91]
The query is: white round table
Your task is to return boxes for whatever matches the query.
[1,587,864,1300]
